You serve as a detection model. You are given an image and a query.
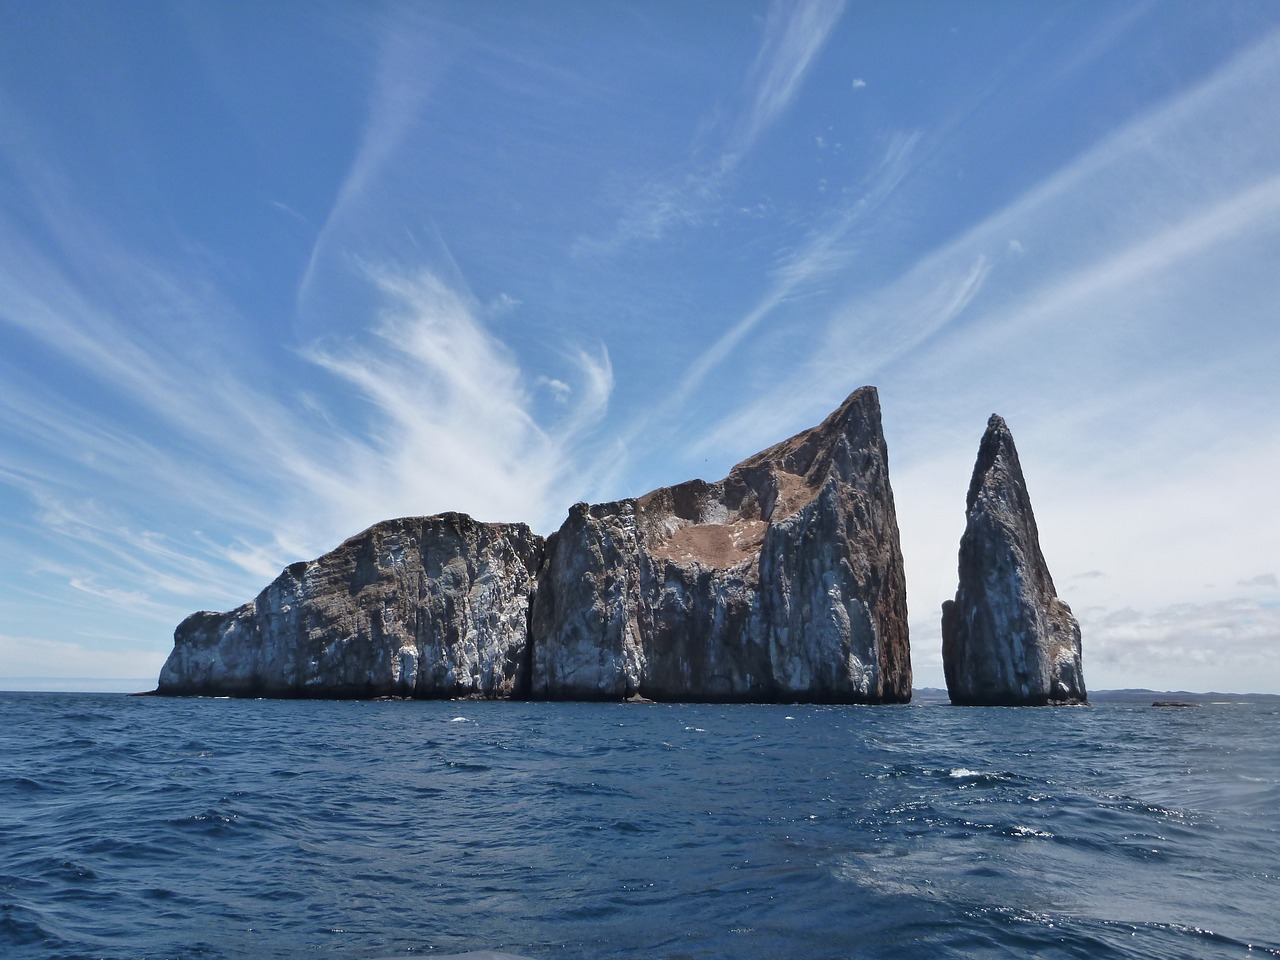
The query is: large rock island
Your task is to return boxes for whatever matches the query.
[941,415,1085,706]
[157,386,912,703]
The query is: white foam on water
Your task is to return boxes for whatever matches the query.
[1011,825,1053,838]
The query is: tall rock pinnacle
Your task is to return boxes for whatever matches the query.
[941,415,1085,705]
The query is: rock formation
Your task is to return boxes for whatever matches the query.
[941,415,1085,706]
[529,386,911,703]
[158,514,543,698]
[158,385,911,703]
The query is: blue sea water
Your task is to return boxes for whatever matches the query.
[1,691,1277,960]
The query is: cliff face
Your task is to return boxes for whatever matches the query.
[529,386,911,702]
[941,415,1085,706]
[158,514,543,698]
[158,386,911,703]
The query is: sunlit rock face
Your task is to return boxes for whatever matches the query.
[158,514,543,698]
[529,386,912,703]
[941,415,1086,706]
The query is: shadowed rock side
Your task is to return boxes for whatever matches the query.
[529,386,912,703]
[158,515,543,698]
[941,415,1085,706]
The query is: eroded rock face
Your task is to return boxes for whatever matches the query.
[941,415,1085,706]
[529,386,912,703]
[158,514,543,698]
[158,386,912,703]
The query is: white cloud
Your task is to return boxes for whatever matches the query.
[1080,599,1280,693]
[295,11,443,315]
[1240,574,1278,589]
[300,267,599,532]
[578,0,846,255]
[490,291,522,314]
[690,25,1280,461]
[0,207,608,647]
[739,0,847,149]
[646,130,922,441]
[0,633,163,687]
[539,377,572,402]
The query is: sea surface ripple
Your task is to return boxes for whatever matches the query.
[1,691,1277,959]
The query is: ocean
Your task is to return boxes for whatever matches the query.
[1,691,1277,959]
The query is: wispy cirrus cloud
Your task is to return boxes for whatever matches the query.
[0,144,610,654]
[661,130,922,420]
[689,25,1280,461]
[295,8,448,318]
[736,0,846,153]
[1,12,621,657]
[302,267,612,532]
[577,0,846,255]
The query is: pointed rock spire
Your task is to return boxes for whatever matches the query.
[941,415,1086,705]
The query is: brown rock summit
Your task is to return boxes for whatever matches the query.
[941,414,1085,706]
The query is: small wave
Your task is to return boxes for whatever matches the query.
[167,808,245,834]
[0,775,46,792]
[1103,794,1197,822]
[444,760,491,772]
[946,767,1017,786]
[610,819,650,834]
[0,902,65,949]
[1121,920,1280,957]
[386,953,535,960]
[1008,824,1053,839]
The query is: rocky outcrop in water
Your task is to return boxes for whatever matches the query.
[530,386,911,703]
[941,415,1085,706]
[158,514,543,698]
[158,386,911,703]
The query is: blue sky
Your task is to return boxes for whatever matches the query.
[2,1,1278,693]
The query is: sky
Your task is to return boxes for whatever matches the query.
[1,1,1278,694]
